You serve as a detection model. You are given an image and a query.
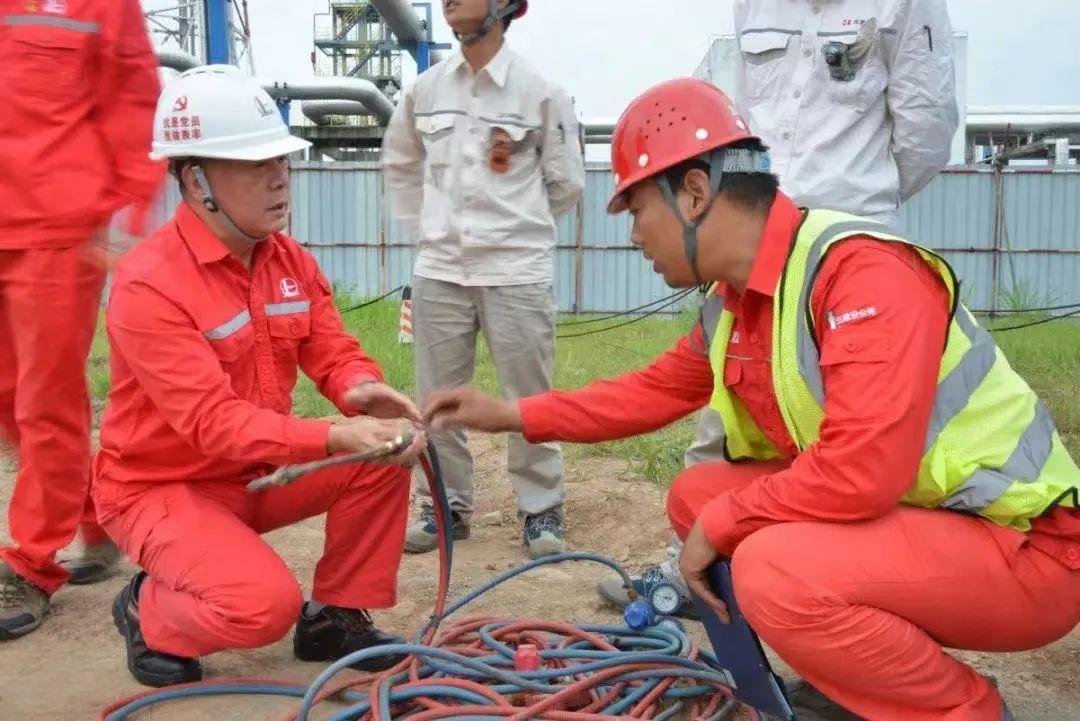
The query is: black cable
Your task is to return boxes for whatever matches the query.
[339,285,405,315]
[556,288,695,327]
[988,301,1080,314]
[557,291,693,339]
[989,307,1080,333]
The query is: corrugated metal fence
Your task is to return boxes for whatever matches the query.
[151,164,1080,313]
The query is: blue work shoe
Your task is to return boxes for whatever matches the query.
[404,503,470,554]
[596,559,699,621]
[522,505,566,559]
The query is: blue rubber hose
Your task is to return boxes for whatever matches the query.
[101,442,745,721]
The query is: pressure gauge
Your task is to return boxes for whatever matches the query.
[649,583,682,616]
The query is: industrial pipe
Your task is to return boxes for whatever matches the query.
[155,46,200,72]
[260,78,395,126]
[300,99,385,126]
[966,105,1080,135]
[370,0,447,65]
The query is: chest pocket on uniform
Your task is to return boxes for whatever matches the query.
[823,22,889,114]
[739,31,794,105]
[203,309,255,363]
[266,301,311,390]
[266,301,312,345]
[416,114,456,166]
[485,122,540,175]
[4,27,91,103]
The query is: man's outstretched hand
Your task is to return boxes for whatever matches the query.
[423,387,524,433]
[344,382,423,425]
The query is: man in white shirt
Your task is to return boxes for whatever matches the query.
[382,0,585,559]
[598,0,959,655]
[729,0,959,228]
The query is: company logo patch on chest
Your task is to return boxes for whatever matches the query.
[827,306,878,330]
[280,277,301,299]
[41,0,68,14]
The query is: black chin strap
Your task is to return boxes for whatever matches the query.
[655,148,771,286]
[455,0,520,46]
[656,151,726,286]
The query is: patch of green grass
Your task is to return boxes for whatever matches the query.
[87,315,111,402]
[85,295,1080,485]
[996,279,1057,313]
[984,316,1080,454]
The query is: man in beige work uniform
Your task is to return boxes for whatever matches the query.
[382,0,585,558]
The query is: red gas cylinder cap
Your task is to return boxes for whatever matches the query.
[514,643,542,672]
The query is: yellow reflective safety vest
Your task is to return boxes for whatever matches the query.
[700,209,1079,531]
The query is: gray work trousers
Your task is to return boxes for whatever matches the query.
[684,407,728,467]
[663,407,729,561]
[411,276,564,519]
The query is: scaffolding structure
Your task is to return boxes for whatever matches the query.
[143,0,254,72]
[312,1,403,125]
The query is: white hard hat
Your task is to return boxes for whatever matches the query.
[150,65,310,162]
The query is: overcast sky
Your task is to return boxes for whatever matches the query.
[145,0,1079,122]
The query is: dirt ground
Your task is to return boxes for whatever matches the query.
[1,437,1077,721]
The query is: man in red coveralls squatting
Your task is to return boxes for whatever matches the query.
[92,65,427,687]
[0,0,164,640]
[424,78,1080,721]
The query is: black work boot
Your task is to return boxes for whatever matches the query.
[113,573,203,687]
[784,680,864,720]
[294,603,406,672]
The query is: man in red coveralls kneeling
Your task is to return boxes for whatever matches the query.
[423,78,1080,721]
[94,65,425,687]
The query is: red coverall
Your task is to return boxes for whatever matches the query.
[519,194,1080,721]
[0,0,164,594]
[92,203,410,658]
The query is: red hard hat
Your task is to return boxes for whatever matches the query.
[512,0,527,19]
[607,78,757,213]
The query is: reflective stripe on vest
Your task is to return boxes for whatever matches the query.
[701,286,784,462]
[922,308,997,454]
[699,289,725,351]
[793,220,901,406]
[706,208,1078,530]
[793,235,1001,459]
[942,400,1054,512]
